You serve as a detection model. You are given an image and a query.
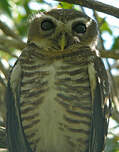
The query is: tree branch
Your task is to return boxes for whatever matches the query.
[0,59,8,80]
[0,36,118,59]
[0,36,26,50]
[0,126,7,149]
[0,76,6,87]
[55,0,119,18]
[0,45,18,58]
[112,109,119,124]
[100,50,119,59]
[0,20,21,41]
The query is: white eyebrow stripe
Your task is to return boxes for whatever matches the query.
[86,18,92,27]
[69,17,89,23]
[66,17,92,27]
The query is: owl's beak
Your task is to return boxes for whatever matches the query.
[58,33,67,51]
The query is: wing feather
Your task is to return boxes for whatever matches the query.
[89,56,111,152]
[6,60,32,152]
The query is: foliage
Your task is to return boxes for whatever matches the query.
[105,138,119,152]
[0,0,119,151]
[112,37,119,51]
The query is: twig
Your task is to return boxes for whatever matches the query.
[100,50,119,59]
[0,20,21,41]
[0,36,118,59]
[0,126,7,149]
[0,36,26,50]
[0,76,6,87]
[0,59,8,80]
[55,0,119,18]
[112,108,119,123]
[106,57,119,109]
[0,45,18,58]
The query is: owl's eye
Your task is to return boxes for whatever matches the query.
[73,23,86,34]
[41,20,55,31]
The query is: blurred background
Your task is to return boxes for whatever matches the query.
[0,0,119,151]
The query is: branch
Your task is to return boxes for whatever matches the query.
[0,35,118,59]
[0,76,6,87]
[100,50,119,59]
[0,20,21,41]
[112,109,119,123]
[0,126,7,149]
[0,59,8,79]
[0,45,18,58]
[0,36,26,50]
[55,0,119,18]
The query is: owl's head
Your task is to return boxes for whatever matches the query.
[28,9,98,54]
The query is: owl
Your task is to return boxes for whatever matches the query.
[6,9,111,152]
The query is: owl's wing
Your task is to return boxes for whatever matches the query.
[6,60,32,152]
[88,56,111,152]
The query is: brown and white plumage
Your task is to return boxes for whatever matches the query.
[6,9,111,152]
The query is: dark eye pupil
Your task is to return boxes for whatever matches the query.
[73,23,86,33]
[41,20,54,31]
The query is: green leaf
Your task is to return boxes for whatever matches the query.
[105,138,119,152]
[111,37,119,50]
[98,16,112,35]
[100,21,112,35]
[58,2,74,9]
[15,15,28,37]
[0,0,11,17]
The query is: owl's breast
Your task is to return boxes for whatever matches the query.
[20,56,92,152]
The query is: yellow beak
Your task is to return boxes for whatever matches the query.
[58,33,67,51]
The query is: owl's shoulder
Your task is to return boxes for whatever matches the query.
[9,60,21,96]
